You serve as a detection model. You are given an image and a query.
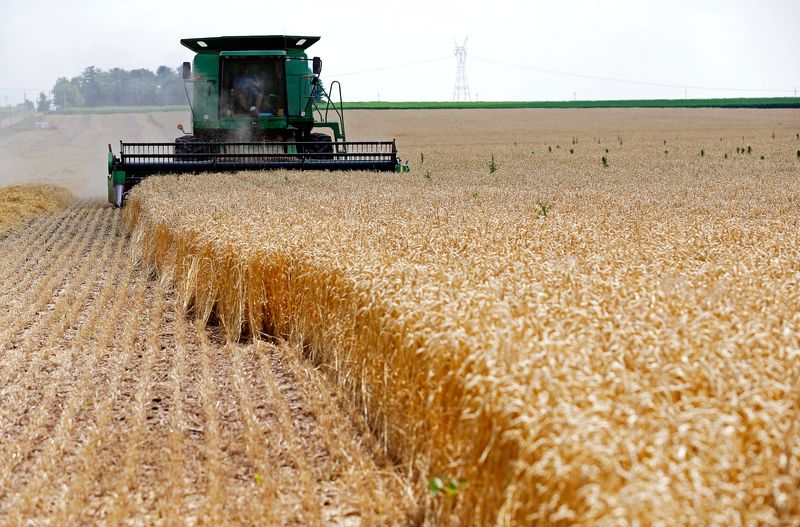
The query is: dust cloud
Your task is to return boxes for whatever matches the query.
[0,111,190,200]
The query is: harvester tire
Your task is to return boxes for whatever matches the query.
[174,135,208,161]
[304,133,333,159]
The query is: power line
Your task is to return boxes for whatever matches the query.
[0,87,51,92]
[472,57,797,93]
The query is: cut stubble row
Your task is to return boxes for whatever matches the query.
[0,203,413,525]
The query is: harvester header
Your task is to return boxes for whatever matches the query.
[107,34,406,207]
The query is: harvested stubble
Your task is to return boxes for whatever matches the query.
[0,184,72,232]
[125,138,800,525]
[0,202,412,524]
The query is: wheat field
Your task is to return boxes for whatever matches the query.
[1,108,799,526]
[125,108,800,526]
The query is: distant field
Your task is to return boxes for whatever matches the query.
[44,97,800,115]
[52,105,189,115]
[343,97,800,110]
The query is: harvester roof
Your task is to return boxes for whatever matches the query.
[180,35,320,53]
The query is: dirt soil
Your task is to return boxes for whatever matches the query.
[0,112,188,198]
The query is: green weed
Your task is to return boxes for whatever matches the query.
[535,201,551,219]
[429,477,467,497]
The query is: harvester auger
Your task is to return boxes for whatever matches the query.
[107,35,406,207]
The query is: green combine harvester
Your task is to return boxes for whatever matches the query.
[107,35,405,207]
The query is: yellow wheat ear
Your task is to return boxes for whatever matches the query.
[123,135,800,526]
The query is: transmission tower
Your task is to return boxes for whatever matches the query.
[453,37,471,102]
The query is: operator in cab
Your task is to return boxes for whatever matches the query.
[233,65,264,116]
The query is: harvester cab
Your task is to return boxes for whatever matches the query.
[108,35,406,207]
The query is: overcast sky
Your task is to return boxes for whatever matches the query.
[1,0,798,105]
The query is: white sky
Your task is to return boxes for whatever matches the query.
[1,0,799,105]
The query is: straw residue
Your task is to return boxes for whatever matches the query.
[0,184,72,232]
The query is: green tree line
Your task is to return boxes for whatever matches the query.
[42,65,187,110]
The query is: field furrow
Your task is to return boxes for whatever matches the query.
[158,300,194,526]
[48,268,150,524]
[0,207,110,437]
[228,341,279,523]
[0,211,62,282]
[268,340,416,523]
[0,204,87,310]
[0,204,70,269]
[0,209,109,438]
[0,201,412,525]
[195,323,232,524]
[103,279,166,523]
[0,206,105,354]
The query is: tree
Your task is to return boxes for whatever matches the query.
[155,65,185,105]
[107,68,128,105]
[36,92,51,112]
[80,66,112,106]
[50,65,190,108]
[127,68,157,105]
[52,77,84,108]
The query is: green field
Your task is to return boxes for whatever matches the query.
[43,97,800,115]
[340,97,800,110]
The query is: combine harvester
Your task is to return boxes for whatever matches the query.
[107,35,405,207]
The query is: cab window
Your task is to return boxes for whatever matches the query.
[221,57,286,117]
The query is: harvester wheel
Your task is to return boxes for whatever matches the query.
[303,133,333,158]
[174,135,208,161]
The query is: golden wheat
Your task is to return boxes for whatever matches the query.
[0,184,72,232]
[125,110,800,525]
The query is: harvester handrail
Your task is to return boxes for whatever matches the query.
[125,152,393,159]
[120,140,396,150]
[120,141,393,147]
[314,80,346,141]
